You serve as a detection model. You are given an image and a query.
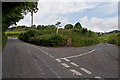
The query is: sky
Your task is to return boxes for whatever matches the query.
[16,0,119,32]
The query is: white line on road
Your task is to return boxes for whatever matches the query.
[95,76,102,78]
[41,73,45,75]
[44,52,49,55]
[33,45,55,59]
[33,58,37,62]
[62,58,70,62]
[60,49,96,59]
[80,68,92,74]
[42,51,45,53]
[70,69,82,76]
[61,63,70,68]
[70,62,79,67]
[55,59,62,62]
[49,55,55,58]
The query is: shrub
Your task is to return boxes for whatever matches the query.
[29,34,51,46]
[18,27,100,47]
[49,34,67,47]
[2,33,8,48]
[107,33,120,46]
[18,30,36,42]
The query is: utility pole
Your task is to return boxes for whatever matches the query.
[31,11,33,27]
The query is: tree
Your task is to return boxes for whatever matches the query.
[2,2,38,32]
[45,25,56,30]
[31,25,36,28]
[17,25,27,29]
[37,25,44,30]
[64,24,73,30]
[74,22,82,29]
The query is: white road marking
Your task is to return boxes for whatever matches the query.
[55,59,62,62]
[70,62,79,67]
[41,73,45,75]
[62,58,70,62]
[39,48,41,50]
[61,63,70,68]
[34,58,37,62]
[35,46,38,48]
[42,51,45,53]
[44,52,49,55]
[32,45,55,59]
[49,55,55,58]
[70,69,82,76]
[60,49,96,59]
[80,68,92,74]
[95,76,102,78]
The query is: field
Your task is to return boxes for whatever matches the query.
[5,31,26,38]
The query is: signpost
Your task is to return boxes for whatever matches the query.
[55,21,61,33]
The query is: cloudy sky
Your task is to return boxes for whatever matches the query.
[17,0,118,32]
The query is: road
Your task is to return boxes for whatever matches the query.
[2,38,119,79]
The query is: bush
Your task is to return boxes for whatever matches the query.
[49,34,67,47]
[18,30,36,42]
[19,30,67,47]
[18,27,100,47]
[29,34,51,46]
[2,33,8,48]
[107,33,120,46]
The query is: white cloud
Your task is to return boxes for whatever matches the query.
[102,2,118,14]
[80,16,88,24]
[80,16,118,32]
[37,2,98,15]
[17,13,31,27]
[16,1,118,32]
[17,1,97,26]
[37,15,69,25]
[39,0,119,2]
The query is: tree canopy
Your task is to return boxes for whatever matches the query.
[64,24,73,30]
[2,2,38,32]
[74,22,82,29]
[37,25,56,30]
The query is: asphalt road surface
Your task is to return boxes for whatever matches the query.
[2,38,119,79]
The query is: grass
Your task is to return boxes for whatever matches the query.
[5,31,26,34]
[5,31,26,38]
[7,36,18,38]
